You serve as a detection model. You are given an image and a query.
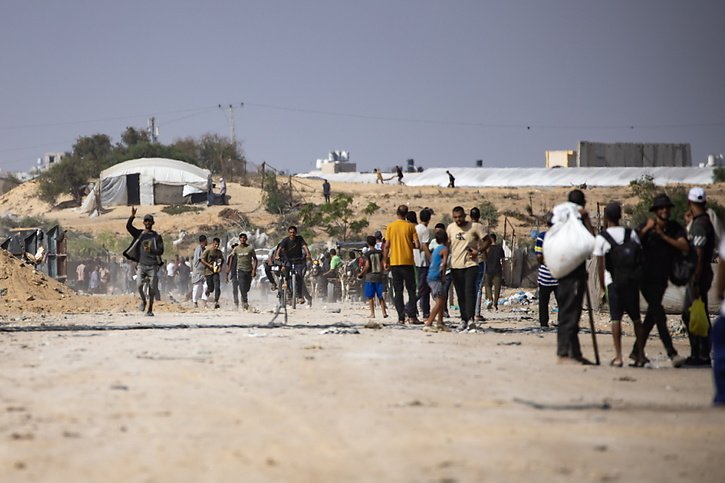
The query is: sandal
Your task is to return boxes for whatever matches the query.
[610,358,623,368]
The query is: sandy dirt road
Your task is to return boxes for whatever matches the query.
[1,300,723,483]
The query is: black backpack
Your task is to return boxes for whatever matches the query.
[601,228,642,286]
[669,244,697,286]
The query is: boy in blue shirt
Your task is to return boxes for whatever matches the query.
[425,231,450,332]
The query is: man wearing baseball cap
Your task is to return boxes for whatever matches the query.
[636,194,688,366]
[123,207,165,316]
[682,187,715,366]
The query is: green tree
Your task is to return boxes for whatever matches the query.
[262,171,294,214]
[300,194,379,241]
[37,155,91,206]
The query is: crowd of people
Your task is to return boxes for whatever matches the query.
[115,186,725,404]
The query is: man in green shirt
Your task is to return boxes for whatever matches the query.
[232,233,257,310]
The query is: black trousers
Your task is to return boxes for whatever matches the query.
[451,266,479,323]
[391,265,417,321]
[682,267,714,360]
[205,273,221,302]
[556,265,586,358]
[538,284,559,327]
[416,266,431,317]
[237,270,253,304]
[640,278,677,357]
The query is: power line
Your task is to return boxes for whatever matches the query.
[0,105,218,131]
[242,101,725,130]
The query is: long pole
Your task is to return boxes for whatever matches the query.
[584,279,601,365]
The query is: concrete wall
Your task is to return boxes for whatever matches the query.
[577,141,691,168]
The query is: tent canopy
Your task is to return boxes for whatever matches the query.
[100,158,211,206]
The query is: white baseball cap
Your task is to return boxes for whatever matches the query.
[688,187,706,203]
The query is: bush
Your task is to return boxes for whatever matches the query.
[714,167,725,183]
[161,205,203,216]
[479,200,499,228]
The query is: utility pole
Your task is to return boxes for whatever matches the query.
[147,117,159,143]
[219,103,244,145]
[219,103,245,180]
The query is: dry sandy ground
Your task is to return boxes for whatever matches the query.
[1,179,724,481]
[1,290,723,483]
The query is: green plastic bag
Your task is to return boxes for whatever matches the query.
[688,298,709,337]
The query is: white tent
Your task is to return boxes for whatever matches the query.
[99,158,211,206]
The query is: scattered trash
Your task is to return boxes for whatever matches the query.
[320,328,360,335]
[499,291,536,306]
[513,397,611,411]
[327,308,341,313]
[497,341,522,346]
[617,376,636,382]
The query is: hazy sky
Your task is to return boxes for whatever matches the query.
[1,0,723,174]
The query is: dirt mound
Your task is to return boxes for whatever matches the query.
[0,249,186,316]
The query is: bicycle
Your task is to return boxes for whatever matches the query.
[268,262,288,325]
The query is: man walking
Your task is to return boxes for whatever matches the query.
[682,187,716,367]
[535,215,559,328]
[484,234,505,311]
[593,202,646,367]
[225,242,240,308]
[447,206,490,330]
[124,207,164,316]
[383,205,420,324]
[551,189,594,364]
[636,194,688,366]
[234,233,258,310]
[446,170,456,188]
[191,235,208,308]
[322,179,331,204]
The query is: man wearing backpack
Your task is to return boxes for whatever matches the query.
[594,202,646,367]
[636,194,688,367]
[682,187,716,367]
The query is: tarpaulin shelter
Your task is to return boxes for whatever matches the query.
[99,158,211,206]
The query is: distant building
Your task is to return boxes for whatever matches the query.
[316,150,357,174]
[546,142,692,168]
[577,141,691,168]
[39,152,65,171]
[703,154,725,168]
[545,150,577,168]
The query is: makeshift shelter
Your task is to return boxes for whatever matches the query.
[99,158,211,207]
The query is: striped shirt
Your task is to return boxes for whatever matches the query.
[535,231,558,287]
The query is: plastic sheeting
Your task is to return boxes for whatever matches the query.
[299,166,715,188]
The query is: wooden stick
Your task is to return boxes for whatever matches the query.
[584,279,600,365]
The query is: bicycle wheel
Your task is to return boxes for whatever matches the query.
[291,272,297,309]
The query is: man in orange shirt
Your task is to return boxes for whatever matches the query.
[383,205,420,324]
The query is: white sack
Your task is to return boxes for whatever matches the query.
[543,202,595,279]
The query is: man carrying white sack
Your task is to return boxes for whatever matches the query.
[545,189,596,365]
